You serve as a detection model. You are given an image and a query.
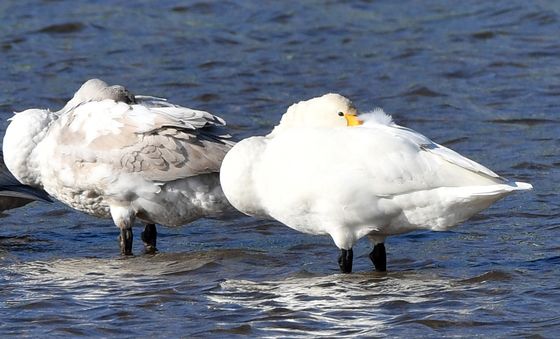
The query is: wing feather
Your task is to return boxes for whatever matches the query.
[58,99,233,183]
[391,125,502,179]
[363,109,502,180]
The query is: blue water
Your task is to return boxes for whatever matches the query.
[0,0,558,337]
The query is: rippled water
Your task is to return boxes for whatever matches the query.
[1,0,559,337]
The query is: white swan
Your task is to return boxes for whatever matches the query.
[3,79,235,254]
[220,93,533,273]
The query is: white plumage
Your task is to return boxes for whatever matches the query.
[220,93,532,272]
[3,79,235,254]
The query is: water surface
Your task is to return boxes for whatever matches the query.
[0,0,558,337]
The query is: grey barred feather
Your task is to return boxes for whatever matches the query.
[55,79,234,183]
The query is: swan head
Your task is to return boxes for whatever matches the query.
[60,78,136,113]
[274,93,362,133]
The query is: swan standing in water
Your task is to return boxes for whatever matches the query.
[220,93,532,273]
[3,79,235,254]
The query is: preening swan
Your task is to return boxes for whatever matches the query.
[3,79,235,254]
[220,93,532,273]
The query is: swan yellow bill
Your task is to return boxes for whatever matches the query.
[345,113,363,126]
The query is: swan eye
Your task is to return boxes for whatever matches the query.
[338,112,344,117]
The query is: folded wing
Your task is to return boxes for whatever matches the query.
[58,99,233,183]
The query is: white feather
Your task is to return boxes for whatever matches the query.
[360,108,395,126]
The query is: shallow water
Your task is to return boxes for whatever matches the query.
[0,0,559,337]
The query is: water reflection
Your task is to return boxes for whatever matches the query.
[208,269,525,336]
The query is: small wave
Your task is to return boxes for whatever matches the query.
[207,272,478,336]
[459,270,513,284]
[512,162,553,170]
[401,86,445,98]
[194,93,220,102]
[408,318,492,329]
[487,61,527,68]
[37,23,85,34]
[170,2,237,15]
[440,137,469,147]
[471,31,497,40]
[198,61,229,69]
[486,118,558,126]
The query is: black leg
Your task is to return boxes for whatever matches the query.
[338,248,353,273]
[119,228,133,256]
[369,243,386,272]
[141,223,158,254]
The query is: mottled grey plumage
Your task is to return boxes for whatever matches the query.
[53,80,234,182]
